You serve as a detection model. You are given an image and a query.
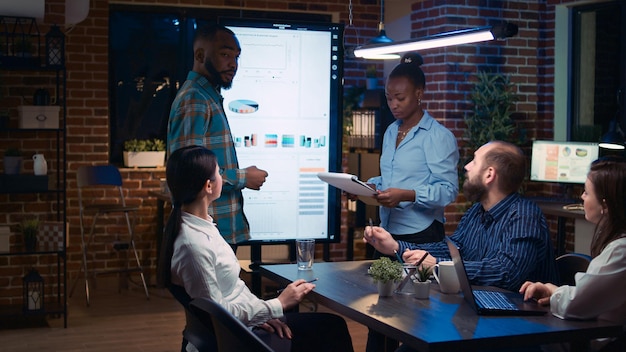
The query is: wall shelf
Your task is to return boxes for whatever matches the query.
[0,18,67,326]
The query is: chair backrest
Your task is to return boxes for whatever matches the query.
[77,164,124,188]
[556,252,592,286]
[76,165,128,210]
[169,284,192,308]
[189,297,274,352]
[168,285,218,352]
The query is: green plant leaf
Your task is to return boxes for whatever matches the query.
[19,218,39,238]
[460,71,525,191]
[124,138,165,152]
[368,257,403,283]
[411,265,432,282]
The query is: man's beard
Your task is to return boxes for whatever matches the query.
[462,175,486,203]
[205,59,233,89]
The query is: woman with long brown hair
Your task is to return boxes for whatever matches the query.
[520,156,626,351]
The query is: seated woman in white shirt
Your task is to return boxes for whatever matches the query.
[520,156,626,351]
[158,145,354,352]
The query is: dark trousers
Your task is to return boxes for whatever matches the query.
[255,312,355,352]
[367,220,445,352]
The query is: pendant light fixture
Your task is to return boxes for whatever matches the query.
[599,93,625,150]
[362,0,401,60]
[354,22,518,59]
[599,118,625,150]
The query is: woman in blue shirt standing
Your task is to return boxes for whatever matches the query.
[368,52,459,246]
[365,52,459,352]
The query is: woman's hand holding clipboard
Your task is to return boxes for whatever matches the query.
[317,172,380,205]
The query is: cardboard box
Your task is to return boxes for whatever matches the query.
[18,105,60,129]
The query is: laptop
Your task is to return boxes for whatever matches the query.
[445,238,547,316]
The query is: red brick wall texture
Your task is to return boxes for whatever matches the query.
[0,0,582,303]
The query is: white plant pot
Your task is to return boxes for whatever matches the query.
[413,280,431,299]
[377,281,395,297]
[123,151,165,168]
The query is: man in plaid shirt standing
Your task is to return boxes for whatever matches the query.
[167,24,268,249]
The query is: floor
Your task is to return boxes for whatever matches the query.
[0,275,368,352]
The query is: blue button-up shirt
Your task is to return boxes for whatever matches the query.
[369,111,459,235]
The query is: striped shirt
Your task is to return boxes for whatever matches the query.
[398,193,558,291]
[167,71,249,244]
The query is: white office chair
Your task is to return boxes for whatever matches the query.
[70,164,149,306]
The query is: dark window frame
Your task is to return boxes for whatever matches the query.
[570,1,625,144]
[108,5,332,164]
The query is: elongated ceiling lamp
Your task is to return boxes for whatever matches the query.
[599,118,625,150]
[364,0,400,60]
[354,22,518,59]
[599,91,625,150]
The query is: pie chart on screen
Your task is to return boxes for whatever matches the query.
[228,99,259,114]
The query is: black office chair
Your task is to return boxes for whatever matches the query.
[168,285,218,352]
[188,297,275,352]
[555,252,592,286]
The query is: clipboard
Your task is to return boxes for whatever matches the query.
[317,172,379,205]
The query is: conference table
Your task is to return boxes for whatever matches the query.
[260,261,622,352]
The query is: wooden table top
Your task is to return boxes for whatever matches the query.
[261,261,622,351]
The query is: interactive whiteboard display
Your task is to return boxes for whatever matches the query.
[219,18,343,242]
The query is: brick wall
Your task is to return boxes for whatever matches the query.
[1,0,582,304]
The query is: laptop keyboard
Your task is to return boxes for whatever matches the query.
[474,290,518,310]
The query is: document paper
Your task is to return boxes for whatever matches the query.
[317,172,379,205]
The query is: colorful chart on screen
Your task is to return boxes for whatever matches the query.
[228,99,259,114]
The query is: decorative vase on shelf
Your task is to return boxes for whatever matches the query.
[33,154,47,175]
[24,236,37,252]
[3,156,22,175]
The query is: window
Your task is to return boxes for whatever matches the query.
[108,5,331,164]
[570,1,624,143]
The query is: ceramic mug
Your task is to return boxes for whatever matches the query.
[433,261,460,294]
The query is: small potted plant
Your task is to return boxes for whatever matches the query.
[19,218,39,252]
[365,65,378,90]
[410,265,433,299]
[3,147,23,175]
[123,138,166,168]
[368,257,403,297]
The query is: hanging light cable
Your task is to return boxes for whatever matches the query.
[362,0,401,60]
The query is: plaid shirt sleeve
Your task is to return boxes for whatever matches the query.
[167,71,250,243]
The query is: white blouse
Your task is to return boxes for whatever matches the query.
[550,237,626,324]
[170,212,283,327]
